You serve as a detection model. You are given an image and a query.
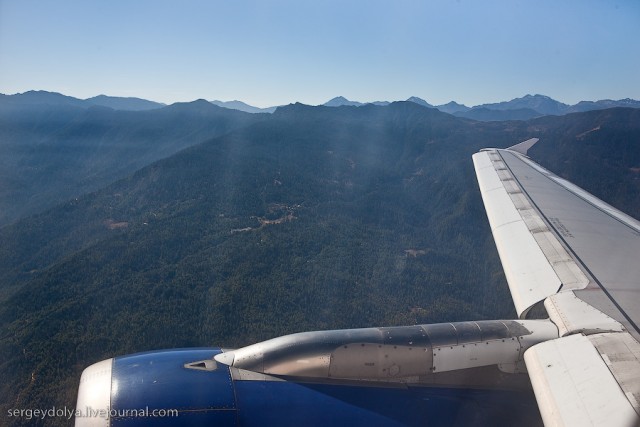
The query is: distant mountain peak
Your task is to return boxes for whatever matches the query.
[164,98,226,113]
[406,97,434,108]
[435,101,470,114]
[192,98,212,105]
[323,96,363,107]
[473,94,569,116]
[328,96,349,103]
[442,101,467,107]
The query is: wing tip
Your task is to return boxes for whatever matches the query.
[507,138,539,155]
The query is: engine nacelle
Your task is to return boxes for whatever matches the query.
[75,320,556,426]
[214,320,558,379]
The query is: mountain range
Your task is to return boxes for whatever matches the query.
[1,99,639,424]
[322,94,640,121]
[2,90,639,228]
[0,90,166,111]
[4,90,639,120]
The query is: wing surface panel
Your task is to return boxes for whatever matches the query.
[473,150,563,317]
[497,149,640,339]
[474,141,640,426]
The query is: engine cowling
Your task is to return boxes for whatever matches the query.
[75,348,236,426]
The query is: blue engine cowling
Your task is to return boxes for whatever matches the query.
[76,348,236,426]
[76,347,542,426]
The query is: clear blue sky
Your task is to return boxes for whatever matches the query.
[1,0,638,107]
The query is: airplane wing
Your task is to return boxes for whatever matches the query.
[473,140,640,426]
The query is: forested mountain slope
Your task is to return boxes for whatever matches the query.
[0,103,638,425]
[0,100,265,226]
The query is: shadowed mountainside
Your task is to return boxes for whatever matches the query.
[0,99,266,226]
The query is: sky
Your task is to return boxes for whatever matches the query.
[0,0,638,107]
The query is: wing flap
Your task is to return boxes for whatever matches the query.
[524,333,639,426]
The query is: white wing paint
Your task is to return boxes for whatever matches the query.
[473,141,640,426]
